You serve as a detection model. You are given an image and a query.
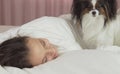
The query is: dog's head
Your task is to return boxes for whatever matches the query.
[71,0,117,23]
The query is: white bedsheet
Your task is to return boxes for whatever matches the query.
[0,47,120,74]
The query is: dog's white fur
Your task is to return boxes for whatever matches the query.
[60,0,120,49]
[82,13,120,49]
[91,0,97,9]
[78,0,120,49]
[61,13,120,49]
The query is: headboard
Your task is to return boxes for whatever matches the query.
[0,0,72,26]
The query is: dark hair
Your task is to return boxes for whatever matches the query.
[0,36,33,68]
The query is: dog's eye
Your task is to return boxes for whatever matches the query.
[98,3,104,8]
[87,4,92,8]
[85,3,92,8]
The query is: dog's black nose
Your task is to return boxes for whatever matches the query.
[92,11,96,15]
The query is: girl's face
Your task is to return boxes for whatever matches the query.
[26,38,58,66]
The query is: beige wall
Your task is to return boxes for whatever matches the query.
[0,0,72,25]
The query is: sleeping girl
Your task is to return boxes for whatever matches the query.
[0,17,82,68]
[0,36,58,68]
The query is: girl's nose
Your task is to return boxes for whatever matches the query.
[46,53,54,61]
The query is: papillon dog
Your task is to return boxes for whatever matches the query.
[71,0,120,49]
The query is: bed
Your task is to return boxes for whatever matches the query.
[0,17,120,74]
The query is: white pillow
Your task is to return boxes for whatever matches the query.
[0,27,19,43]
[0,17,82,53]
[18,17,82,53]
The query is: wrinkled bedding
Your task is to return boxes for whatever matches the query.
[0,48,120,74]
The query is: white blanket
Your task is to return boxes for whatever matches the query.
[0,47,120,74]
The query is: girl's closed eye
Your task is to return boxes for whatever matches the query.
[39,40,46,47]
[39,39,49,49]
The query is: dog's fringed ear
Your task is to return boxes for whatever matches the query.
[71,0,78,19]
[71,0,83,20]
[105,0,117,20]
